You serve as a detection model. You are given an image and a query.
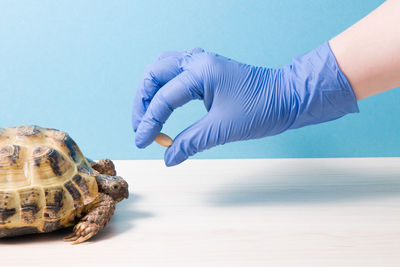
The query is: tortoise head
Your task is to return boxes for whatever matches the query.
[95,175,129,202]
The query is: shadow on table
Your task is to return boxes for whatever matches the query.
[207,163,400,206]
[0,193,154,245]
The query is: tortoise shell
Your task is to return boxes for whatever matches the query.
[0,125,98,236]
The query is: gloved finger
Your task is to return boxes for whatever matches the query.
[132,55,183,132]
[163,114,223,167]
[135,70,203,148]
[132,48,206,132]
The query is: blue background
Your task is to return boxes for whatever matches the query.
[1,0,398,161]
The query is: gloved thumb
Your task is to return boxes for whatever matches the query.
[164,114,223,167]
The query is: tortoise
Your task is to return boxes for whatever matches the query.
[0,125,129,244]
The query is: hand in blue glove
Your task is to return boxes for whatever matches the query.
[132,42,359,166]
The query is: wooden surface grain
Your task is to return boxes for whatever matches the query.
[1,158,400,266]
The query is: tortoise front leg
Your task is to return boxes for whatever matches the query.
[64,193,115,244]
[90,159,116,176]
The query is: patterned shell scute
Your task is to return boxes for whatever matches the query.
[0,126,98,231]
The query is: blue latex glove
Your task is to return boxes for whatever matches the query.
[132,42,359,166]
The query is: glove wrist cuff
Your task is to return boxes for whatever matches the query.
[287,41,359,130]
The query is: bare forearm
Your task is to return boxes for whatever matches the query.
[329,0,400,100]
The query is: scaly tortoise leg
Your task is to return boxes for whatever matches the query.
[90,159,116,176]
[64,193,115,244]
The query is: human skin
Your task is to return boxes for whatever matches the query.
[329,0,400,100]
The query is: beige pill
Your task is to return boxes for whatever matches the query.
[155,132,173,147]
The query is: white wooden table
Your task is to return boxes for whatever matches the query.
[1,158,400,266]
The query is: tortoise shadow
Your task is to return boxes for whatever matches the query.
[207,161,400,206]
[0,227,72,245]
[0,193,153,245]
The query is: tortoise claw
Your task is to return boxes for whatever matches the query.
[63,233,80,242]
[72,232,95,245]
[64,221,100,244]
